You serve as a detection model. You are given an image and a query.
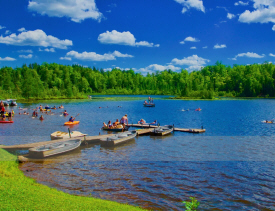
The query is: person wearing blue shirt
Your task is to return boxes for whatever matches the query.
[69,116,75,122]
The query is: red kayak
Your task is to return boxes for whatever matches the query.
[0,121,14,123]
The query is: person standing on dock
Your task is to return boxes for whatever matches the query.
[120,114,128,127]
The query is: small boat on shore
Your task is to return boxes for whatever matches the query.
[50,131,87,140]
[102,125,129,132]
[28,139,81,158]
[150,125,173,136]
[100,130,137,147]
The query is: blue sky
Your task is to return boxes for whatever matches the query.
[0,0,275,74]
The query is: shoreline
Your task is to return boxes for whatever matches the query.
[0,149,144,210]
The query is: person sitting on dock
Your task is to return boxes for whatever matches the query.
[69,116,75,122]
[138,119,146,124]
[150,120,158,125]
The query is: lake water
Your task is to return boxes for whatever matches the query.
[2,96,275,210]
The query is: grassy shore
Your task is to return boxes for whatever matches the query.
[0,149,144,211]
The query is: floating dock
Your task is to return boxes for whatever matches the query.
[129,124,206,133]
[0,129,154,151]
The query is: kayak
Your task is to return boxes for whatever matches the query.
[64,121,80,126]
[0,120,14,123]
[195,108,201,111]
[262,120,274,124]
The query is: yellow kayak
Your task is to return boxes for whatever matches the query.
[64,121,80,126]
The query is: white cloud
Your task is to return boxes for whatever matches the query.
[19,54,33,59]
[180,36,200,44]
[273,25,275,30]
[98,30,159,47]
[18,49,33,53]
[0,29,72,49]
[190,46,197,49]
[203,46,208,48]
[18,27,26,32]
[171,54,210,71]
[270,53,275,57]
[0,26,6,30]
[232,52,265,60]
[138,64,181,74]
[234,1,249,6]
[214,44,227,49]
[238,0,275,30]
[5,30,11,35]
[227,13,235,19]
[0,57,16,61]
[64,50,133,61]
[39,48,55,52]
[28,0,103,23]
[174,0,205,13]
[60,56,72,61]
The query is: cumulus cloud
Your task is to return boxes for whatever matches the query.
[0,57,16,61]
[0,29,72,49]
[0,26,6,30]
[18,49,33,53]
[60,56,72,61]
[39,48,55,52]
[138,64,181,74]
[174,0,205,13]
[5,30,11,35]
[98,30,159,47]
[171,54,210,71]
[190,46,197,49]
[180,36,200,44]
[214,44,227,49]
[269,53,275,57]
[18,27,26,32]
[227,13,235,19]
[63,50,133,61]
[19,54,33,59]
[28,0,103,23]
[238,0,275,30]
[232,52,265,60]
[202,46,208,48]
[234,1,249,6]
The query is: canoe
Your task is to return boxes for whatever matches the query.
[64,121,80,125]
[0,120,14,123]
[100,130,137,147]
[102,125,129,132]
[143,103,155,107]
[50,131,87,140]
[195,108,201,111]
[150,125,173,136]
[28,139,81,158]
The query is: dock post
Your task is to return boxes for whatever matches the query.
[173,124,175,132]
[68,128,71,138]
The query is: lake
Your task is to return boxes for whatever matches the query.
[1,96,275,210]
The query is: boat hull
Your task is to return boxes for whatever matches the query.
[0,121,14,123]
[64,121,80,126]
[150,125,173,136]
[50,131,87,140]
[102,125,129,132]
[29,139,81,158]
[143,103,155,107]
[100,131,137,147]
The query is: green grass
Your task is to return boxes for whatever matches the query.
[0,149,144,211]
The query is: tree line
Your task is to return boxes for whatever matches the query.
[0,61,274,99]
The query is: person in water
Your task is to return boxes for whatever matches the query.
[63,110,68,116]
[59,105,64,109]
[69,116,75,122]
[2,114,6,121]
[39,115,44,120]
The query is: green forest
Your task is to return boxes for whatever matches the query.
[0,61,274,100]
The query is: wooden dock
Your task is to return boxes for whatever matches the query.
[0,129,154,151]
[129,124,206,133]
